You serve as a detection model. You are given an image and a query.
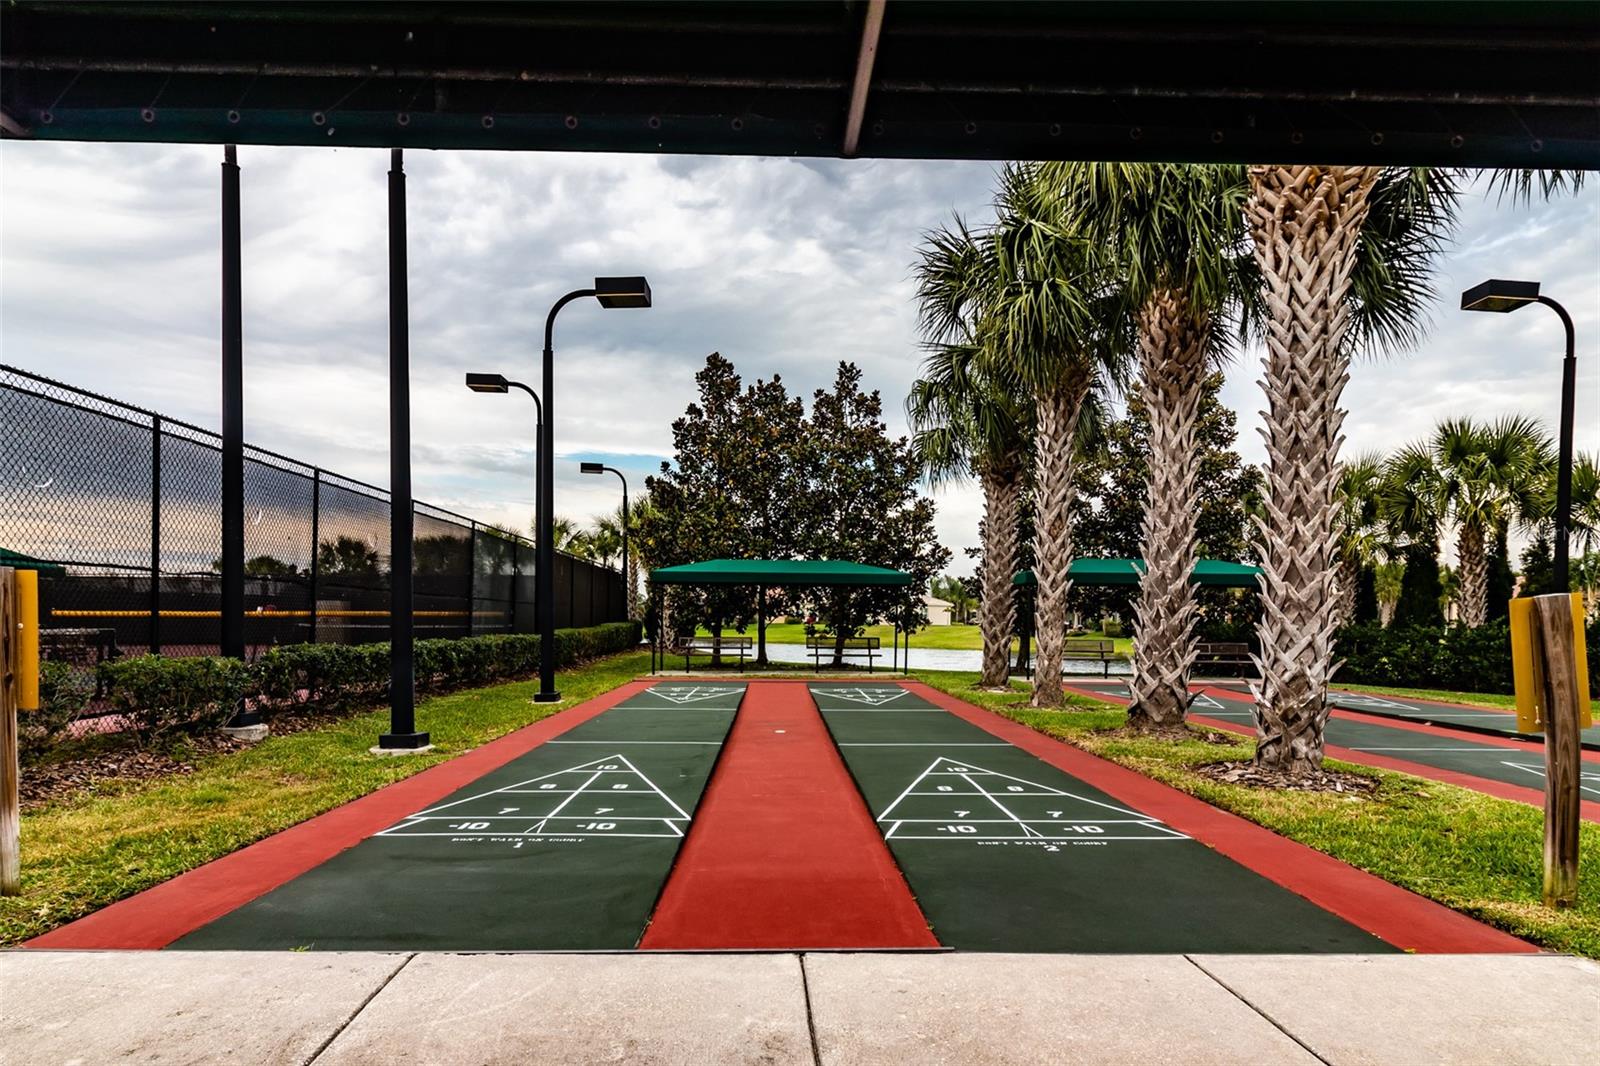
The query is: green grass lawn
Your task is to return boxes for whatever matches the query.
[697,621,1133,655]
[0,650,653,947]
[918,669,1600,958]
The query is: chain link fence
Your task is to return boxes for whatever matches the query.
[1,365,625,663]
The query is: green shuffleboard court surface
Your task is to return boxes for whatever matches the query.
[1179,687,1600,798]
[174,683,745,951]
[810,683,1395,954]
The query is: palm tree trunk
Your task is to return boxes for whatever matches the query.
[1335,556,1360,629]
[1128,287,1208,730]
[1457,521,1488,627]
[1245,164,1380,775]
[1030,374,1091,708]
[979,464,1023,688]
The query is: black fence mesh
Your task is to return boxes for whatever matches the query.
[1,365,626,661]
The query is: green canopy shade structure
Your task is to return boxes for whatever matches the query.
[651,559,912,587]
[1012,559,1263,588]
[649,559,915,674]
[0,548,65,576]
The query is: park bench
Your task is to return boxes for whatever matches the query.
[674,635,753,672]
[806,635,882,673]
[1194,641,1255,677]
[1062,638,1123,678]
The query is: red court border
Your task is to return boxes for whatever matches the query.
[1064,682,1600,822]
[27,680,655,950]
[908,681,1533,954]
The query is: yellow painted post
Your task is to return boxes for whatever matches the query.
[16,569,39,712]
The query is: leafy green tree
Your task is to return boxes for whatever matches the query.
[801,363,950,663]
[316,535,381,580]
[638,353,754,649]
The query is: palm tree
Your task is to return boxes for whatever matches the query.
[1039,162,1249,729]
[910,222,1033,687]
[980,164,1130,708]
[1243,165,1462,774]
[1374,560,1404,627]
[1427,416,1553,626]
[1334,452,1389,627]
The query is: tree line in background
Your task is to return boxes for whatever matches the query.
[636,352,949,664]
[907,160,1583,781]
[1336,421,1600,629]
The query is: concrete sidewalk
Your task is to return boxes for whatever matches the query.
[3,951,1594,1065]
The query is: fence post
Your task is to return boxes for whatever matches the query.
[150,414,162,655]
[509,539,520,635]
[1529,592,1585,907]
[464,521,476,638]
[308,467,320,643]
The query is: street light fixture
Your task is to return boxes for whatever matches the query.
[580,461,631,618]
[1460,279,1577,590]
[465,372,543,638]
[528,277,652,702]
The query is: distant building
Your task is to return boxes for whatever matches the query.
[923,593,956,625]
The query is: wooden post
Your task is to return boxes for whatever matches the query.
[1529,592,1584,907]
[1,567,21,895]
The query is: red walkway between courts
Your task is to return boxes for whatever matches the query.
[1064,681,1600,824]
[27,681,655,950]
[908,682,1531,953]
[641,681,938,949]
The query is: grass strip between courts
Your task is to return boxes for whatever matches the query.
[917,670,1600,959]
[0,650,654,947]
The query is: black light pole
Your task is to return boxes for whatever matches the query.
[533,277,653,702]
[1461,279,1578,590]
[466,372,543,607]
[219,144,259,729]
[380,148,428,750]
[580,461,630,616]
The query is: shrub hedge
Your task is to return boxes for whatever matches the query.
[1335,619,1600,699]
[97,621,641,748]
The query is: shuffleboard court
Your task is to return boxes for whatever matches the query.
[173,682,744,951]
[1322,687,1600,749]
[1070,680,1600,814]
[809,683,1395,953]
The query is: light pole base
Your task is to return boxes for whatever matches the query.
[533,691,563,704]
[376,731,432,750]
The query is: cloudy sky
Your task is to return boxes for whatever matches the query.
[3,142,1595,569]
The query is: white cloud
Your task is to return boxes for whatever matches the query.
[3,144,1594,574]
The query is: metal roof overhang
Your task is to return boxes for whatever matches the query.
[3,1,1596,168]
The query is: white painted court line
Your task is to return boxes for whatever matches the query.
[380,752,696,840]
[1501,762,1600,798]
[875,756,1150,822]
[809,686,912,706]
[636,685,745,704]
[1349,746,1538,753]
[546,740,723,745]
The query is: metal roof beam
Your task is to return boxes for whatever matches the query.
[841,0,886,157]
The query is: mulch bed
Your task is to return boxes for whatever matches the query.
[20,703,350,811]
[1196,760,1379,794]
